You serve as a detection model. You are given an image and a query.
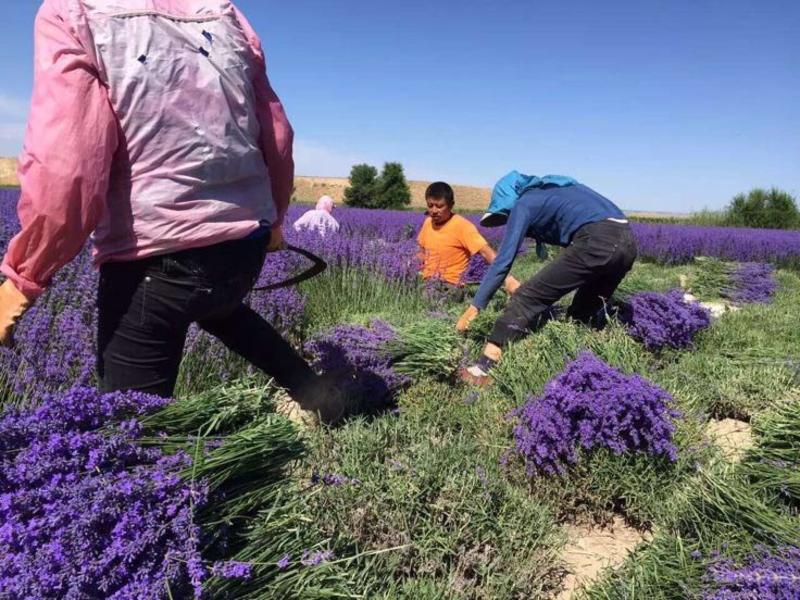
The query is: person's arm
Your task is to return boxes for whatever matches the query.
[1,0,118,299]
[469,205,531,310]
[476,244,520,293]
[416,221,429,272]
[233,7,294,232]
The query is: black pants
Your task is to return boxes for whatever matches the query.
[489,221,638,347]
[97,233,315,398]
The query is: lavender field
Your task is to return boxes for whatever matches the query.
[1,186,799,599]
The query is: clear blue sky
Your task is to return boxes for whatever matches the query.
[0,0,798,212]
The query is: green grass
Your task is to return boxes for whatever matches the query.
[297,380,565,598]
[204,253,800,597]
[299,267,429,334]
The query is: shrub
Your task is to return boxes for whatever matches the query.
[343,164,379,208]
[343,162,412,209]
[376,162,411,209]
[725,188,799,230]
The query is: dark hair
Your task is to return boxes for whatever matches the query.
[425,181,455,206]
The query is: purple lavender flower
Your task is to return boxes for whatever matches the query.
[508,352,681,477]
[701,546,800,599]
[304,320,410,404]
[0,387,206,599]
[630,221,800,266]
[460,253,490,285]
[620,290,711,351]
[722,262,778,305]
[300,549,335,567]
[212,560,253,580]
[277,553,292,571]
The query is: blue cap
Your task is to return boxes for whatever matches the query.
[480,170,524,227]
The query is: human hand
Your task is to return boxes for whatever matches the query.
[267,225,286,253]
[456,305,479,332]
[0,279,31,347]
[504,276,521,295]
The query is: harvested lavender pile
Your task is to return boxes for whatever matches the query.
[304,320,410,404]
[723,262,779,305]
[508,351,680,476]
[0,387,206,599]
[701,545,800,599]
[620,290,711,351]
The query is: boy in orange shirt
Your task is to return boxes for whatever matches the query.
[418,182,519,290]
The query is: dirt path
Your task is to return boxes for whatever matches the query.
[556,517,648,599]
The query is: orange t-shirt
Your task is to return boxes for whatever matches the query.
[417,214,488,285]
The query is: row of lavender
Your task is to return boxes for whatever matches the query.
[3,188,800,274]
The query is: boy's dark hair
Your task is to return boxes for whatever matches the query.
[425,181,455,207]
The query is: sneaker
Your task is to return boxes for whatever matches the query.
[459,364,492,387]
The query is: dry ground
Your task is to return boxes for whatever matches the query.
[557,517,649,599]
[0,158,16,187]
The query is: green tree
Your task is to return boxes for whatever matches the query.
[343,164,379,208]
[376,162,411,209]
[726,188,799,229]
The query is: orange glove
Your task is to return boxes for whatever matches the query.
[0,279,32,347]
[456,305,479,332]
[267,225,286,253]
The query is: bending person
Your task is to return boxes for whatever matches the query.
[293,195,340,237]
[458,172,637,386]
[0,0,342,422]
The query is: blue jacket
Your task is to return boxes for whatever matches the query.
[472,183,626,309]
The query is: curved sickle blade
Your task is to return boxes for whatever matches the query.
[251,244,327,292]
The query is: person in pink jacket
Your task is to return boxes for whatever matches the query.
[0,0,340,420]
[293,195,340,237]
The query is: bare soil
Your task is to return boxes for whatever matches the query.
[556,517,648,599]
[705,418,754,462]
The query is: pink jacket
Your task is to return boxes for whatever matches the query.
[1,0,294,299]
[292,196,339,237]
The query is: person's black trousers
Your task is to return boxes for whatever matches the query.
[489,220,638,347]
[97,232,315,398]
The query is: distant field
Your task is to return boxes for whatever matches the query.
[294,175,691,219]
[0,157,689,219]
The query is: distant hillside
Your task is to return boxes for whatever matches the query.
[294,176,690,219]
[294,176,491,211]
[0,158,16,186]
[0,159,687,219]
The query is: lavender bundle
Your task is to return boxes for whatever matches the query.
[620,290,711,351]
[304,320,410,404]
[723,262,779,305]
[388,318,462,380]
[508,352,680,476]
[701,546,800,599]
[0,387,207,599]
